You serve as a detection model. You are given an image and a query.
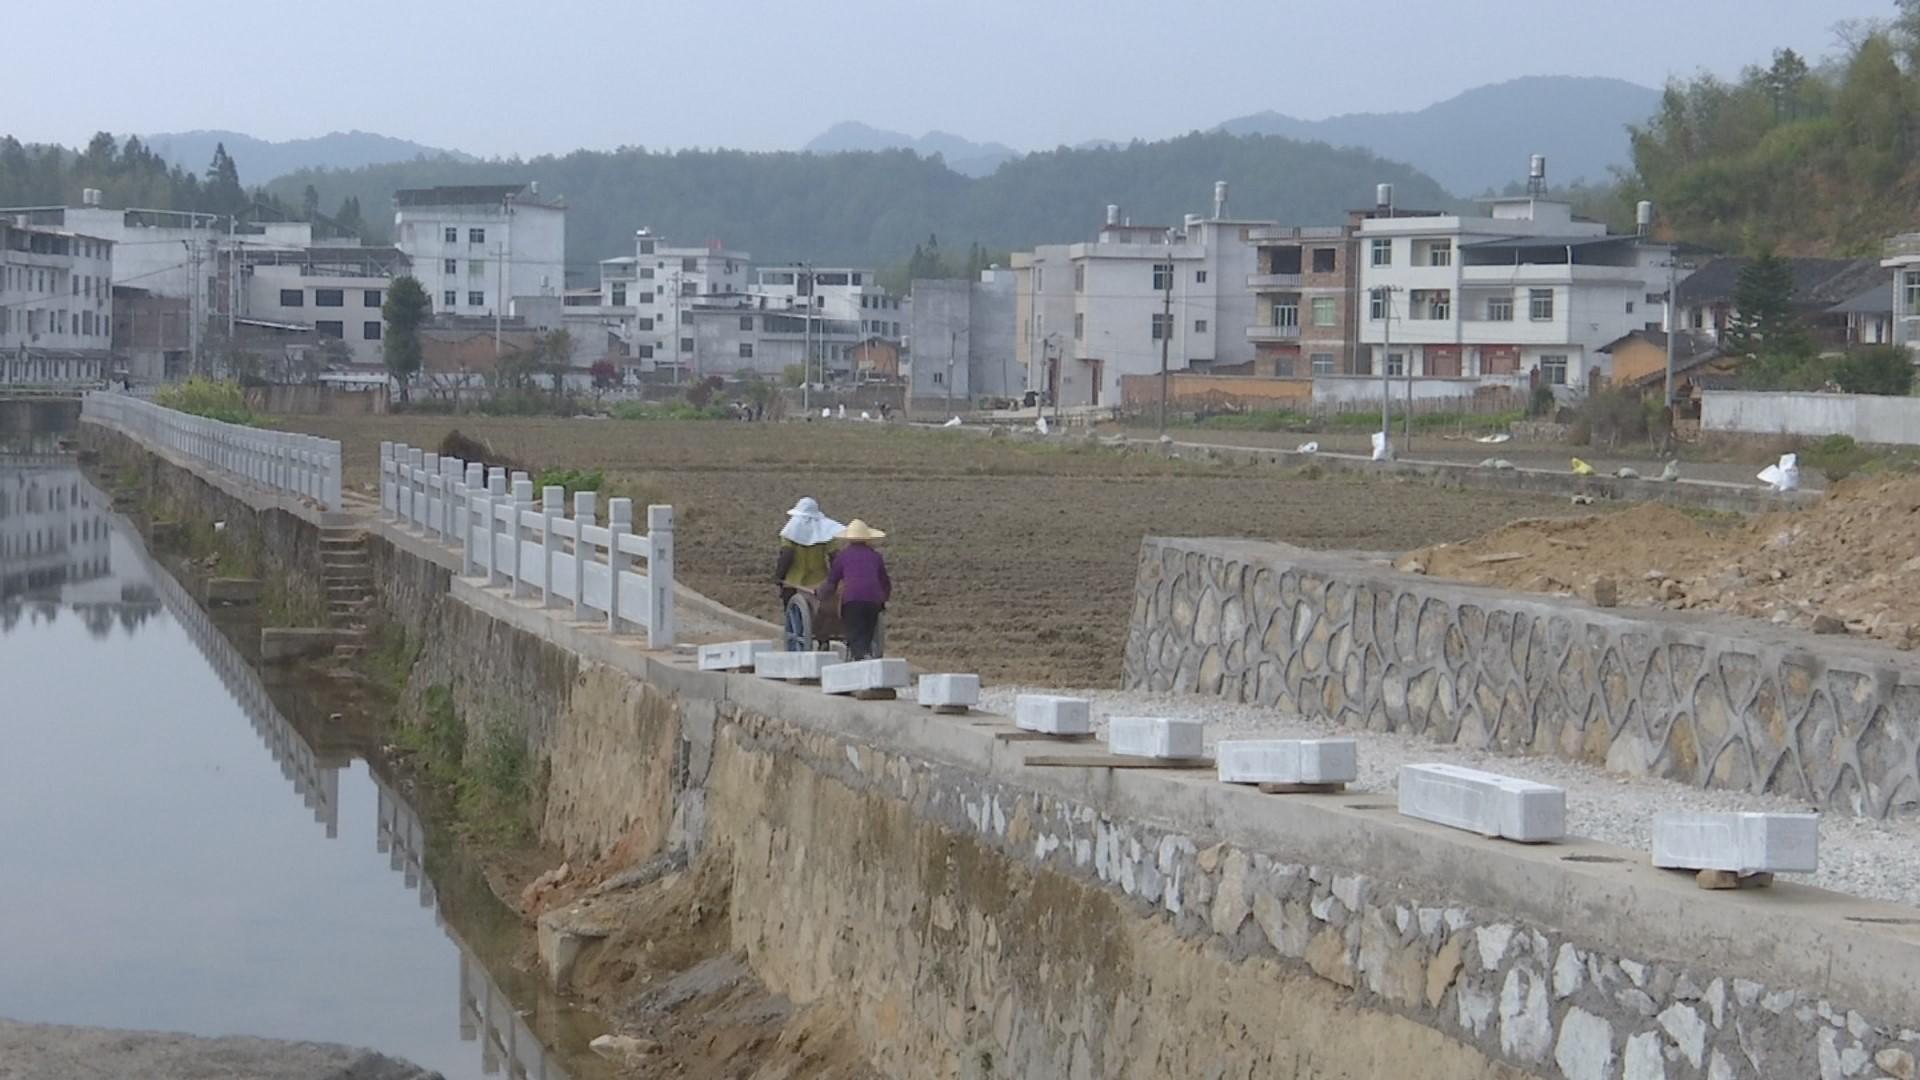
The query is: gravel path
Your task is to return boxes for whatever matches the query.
[977,685,1920,906]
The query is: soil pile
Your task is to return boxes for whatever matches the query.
[1401,473,1920,647]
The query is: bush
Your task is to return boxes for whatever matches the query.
[1801,433,1874,481]
[1831,347,1914,396]
[535,467,604,493]
[1528,385,1557,417]
[1576,388,1653,448]
[611,401,730,421]
[152,377,256,425]
[685,374,726,408]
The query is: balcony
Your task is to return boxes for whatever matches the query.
[1246,323,1301,342]
[1246,272,1302,290]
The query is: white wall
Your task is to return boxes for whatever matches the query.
[246,264,390,366]
[395,199,564,318]
[1703,390,1920,446]
[1312,373,1527,406]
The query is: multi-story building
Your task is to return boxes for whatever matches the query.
[1356,175,1677,391]
[681,303,863,382]
[0,220,115,385]
[1014,189,1270,408]
[1885,233,1920,360]
[393,183,565,320]
[622,231,751,376]
[237,246,410,369]
[751,265,904,337]
[908,270,1018,412]
[1246,223,1360,376]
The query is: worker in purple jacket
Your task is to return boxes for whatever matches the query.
[821,519,890,660]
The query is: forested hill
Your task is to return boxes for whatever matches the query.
[264,132,1454,271]
[1629,11,1920,257]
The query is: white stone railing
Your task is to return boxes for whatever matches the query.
[81,392,344,510]
[380,441,675,648]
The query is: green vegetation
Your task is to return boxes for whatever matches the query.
[381,276,429,401]
[535,467,604,493]
[1137,408,1521,435]
[611,400,731,421]
[366,624,422,691]
[152,377,256,425]
[389,686,532,846]
[1801,434,1876,482]
[1628,7,1920,254]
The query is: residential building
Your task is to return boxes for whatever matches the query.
[1246,223,1359,376]
[752,265,904,338]
[393,183,565,320]
[1356,173,1679,391]
[847,338,901,381]
[1879,233,1920,359]
[111,287,190,383]
[623,230,751,377]
[1014,189,1271,408]
[681,303,863,381]
[908,270,1018,411]
[236,246,410,369]
[1674,256,1885,350]
[1827,282,1894,347]
[0,220,115,385]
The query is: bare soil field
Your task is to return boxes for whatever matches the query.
[283,415,1580,685]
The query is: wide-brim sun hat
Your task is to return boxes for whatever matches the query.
[840,519,887,541]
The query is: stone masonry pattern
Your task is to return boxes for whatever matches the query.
[1123,539,1920,818]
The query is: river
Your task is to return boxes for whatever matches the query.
[0,430,609,1079]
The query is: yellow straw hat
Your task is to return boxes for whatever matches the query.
[840,519,887,541]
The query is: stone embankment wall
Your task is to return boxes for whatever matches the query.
[1124,538,1920,819]
[96,426,1920,1080]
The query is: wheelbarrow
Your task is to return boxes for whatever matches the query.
[785,586,885,656]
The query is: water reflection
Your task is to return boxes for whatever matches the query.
[0,455,598,1080]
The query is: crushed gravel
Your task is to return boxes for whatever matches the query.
[977,685,1920,906]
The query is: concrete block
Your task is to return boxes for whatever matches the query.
[698,639,777,671]
[1397,763,1565,843]
[917,673,981,709]
[1015,694,1092,735]
[259,627,348,665]
[1108,716,1205,759]
[821,658,910,694]
[1217,738,1358,784]
[1651,812,1819,875]
[753,650,841,681]
[203,577,261,606]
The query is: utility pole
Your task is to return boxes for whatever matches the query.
[1158,262,1172,431]
[800,266,812,412]
[1375,287,1393,458]
[493,242,504,361]
[946,329,955,416]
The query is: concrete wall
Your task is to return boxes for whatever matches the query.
[1312,373,1527,407]
[1124,538,1920,818]
[1703,390,1920,447]
[1118,373,1312,409]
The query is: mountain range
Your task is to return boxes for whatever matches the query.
[803,122,1020,178]
[141,129,468,185]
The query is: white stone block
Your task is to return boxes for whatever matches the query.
[698,639,777,671]
[1651,812,1819,875]
[1217,738,1358,784]
[821,658,909,694]
[917,673,981,708]
[1397,763,1565,843]
[1108,716,1205,759]
[753,650,841,681]
[1014,694,1092,735]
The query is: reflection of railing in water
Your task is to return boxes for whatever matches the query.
[127,524,342,838]
[373,770,574,1080]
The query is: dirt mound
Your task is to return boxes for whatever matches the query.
[1402,474,1920,647]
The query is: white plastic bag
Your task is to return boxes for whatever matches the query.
[1370,431,1391,461]
[1475,433,1512,444]
[1758,453,1799,493]
[942,416,962,428]
[1296,441,1319,454]
[1036,416,1050,435]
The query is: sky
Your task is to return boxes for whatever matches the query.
[13,0,1891,158]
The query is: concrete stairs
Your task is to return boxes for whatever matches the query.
[319,528,374,658]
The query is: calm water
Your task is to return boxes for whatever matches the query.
[0,448,604,1079]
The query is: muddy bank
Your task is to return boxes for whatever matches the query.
[0,1017,437,1080]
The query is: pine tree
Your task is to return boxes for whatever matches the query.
[205,142,244,214]
[381,275,431,401]
[1725,253,1810,362]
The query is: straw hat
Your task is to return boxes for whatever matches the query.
[839,519,887,542]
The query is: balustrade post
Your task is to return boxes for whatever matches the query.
[606,498,632,634]
[509,479,534,599]
[540,485,564,608]
[571,491,596,622]
[646,504,674,649]
[379,442,395,518]
[486,472,509,589]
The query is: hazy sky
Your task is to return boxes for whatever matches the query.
[16,0,1889,157]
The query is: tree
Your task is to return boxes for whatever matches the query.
[334,195,364,239]
[1832,346,1915,395]
[1724,254,1808,360]
[205,142,244,215]
[381,275,430,401]
[301,184,321,221]
[589,358,619,393]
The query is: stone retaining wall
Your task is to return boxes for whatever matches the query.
[1124,537,1920,818]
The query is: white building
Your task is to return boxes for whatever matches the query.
[0,220,115,385]
[751,265,904,339]
[1880,233,1920,360]
[908,270,1018,411]
[1356,182,1677,391]
[237,246,411,369]
[622,230,751,376]
[393,184,565,320]
[1014,191,1270,408]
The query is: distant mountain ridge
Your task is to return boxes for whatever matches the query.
[141,129,470,185]
[1216,76,1661,195]
[803,122,1018,178]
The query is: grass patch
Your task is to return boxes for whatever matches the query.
[611,401,731,421]
[152,377,257,425]
[454,707,533,846]
[534,466,604,494]
[365,625,422,691]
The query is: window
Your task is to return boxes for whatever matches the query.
[364,289,382,307]
[1905,271,1920,313]
[1625,300,1635,314]
[363,321,382,340]
[639,267,655,280]
[1311,297,1337,327]
[1539,354,1569,384]
[1486,296,1514,321]
[680,337,693,353]
[931,371,944,385]
[681,281,696,296]
[1194,318,1208,333]
[469,228,485,245]
[279,289,304,307]
[469,259,487,279]
[443,290,457,307]
[315,320,344,339]
[1310,352,1336,375]
[1528,288,1555,321]
[637,344,654,358]
[639,238,656,255]
[1427,240,1452,267]
[682,257,698,273]
[1150,312,1172,340]
[1369,291,1386,320]
[1273,304,1299,328]
[1370,238,1392,267]
[1152,263,1173,291]
[638,292,653,304]
[1195,270,1208,284]
[638,317,654,330]
[444,258,458,274]
[1034,268,1043,291]
[1073,264,1085,292]
[1414,289,1450,320]
[1074,312,1084,340]
[1312,248,1337,273]
[739,315,754,331]
[468,290,484,306]
[444,227,458,243]
[851,272,863,285]
[1385,352,1406,377]
[611,283,626,305]
[314,288,344,307]
[1646,292,1664,305]
[739,343,754,359]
